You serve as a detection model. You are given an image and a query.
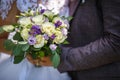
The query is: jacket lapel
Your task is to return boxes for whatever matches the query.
[69,0,81,16]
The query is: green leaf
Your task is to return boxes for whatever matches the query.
[51,52,60,68]
[13,44,24,56]
[30,52,38,59]
[51,51,56,55]
[56,47,61,54]
[67,16,73,21]
[22,44,30,51]
[4,40,15,51]
[62,40,69,44]
[31,47,41,51]
[38,51,45,57]
[12,24,19,27]
[43,46,51,56]
[0,27,4,34]
[14,55,24,64]
[13,32,23,41]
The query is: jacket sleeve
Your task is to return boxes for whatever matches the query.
[58,0,120,72]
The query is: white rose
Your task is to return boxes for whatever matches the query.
[2,25,14,32]
[43,10,54,19]
[18,17,31,26]
[34,35,45,48]
[29,10,35,15]
[41,22,55,36]
[21,28,29,40]
[53,31,67,44]
[32,15,45,25]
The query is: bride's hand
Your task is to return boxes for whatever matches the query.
[27,55,52,66]
[27,54,40,65]
[40,56,53,66]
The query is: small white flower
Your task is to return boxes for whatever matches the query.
[61,28,68,36]
[49,44,57,51]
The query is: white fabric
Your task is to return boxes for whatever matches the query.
[0,54,71,80]
[0,0,71,80]
[0,53,10,63]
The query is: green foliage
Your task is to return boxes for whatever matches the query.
[43,45,52,56]
[56,47,61,54]
[30,52,38,59]
[22,44,30,51]
[13,44,25,56]
[67,16,73,21]
[62,40,69,44]
[0,27,4,34]
[51,52,60,68]
[38,51,45,57]
[4,40,15,51]
[13,32,23,41]
[12,24,19,28]
[14,55,24,64]
[31,47,41,52]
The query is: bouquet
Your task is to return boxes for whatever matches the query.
[0,8,72,68]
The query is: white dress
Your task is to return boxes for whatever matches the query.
[0,0,71,80]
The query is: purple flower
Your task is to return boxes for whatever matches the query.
[54,21,62,28]
[28,36,36,45]
[43,34,49,40]
[29,25,41,36]
[50,34,56,39]
[49,44,57,51]
[40,9,45,14]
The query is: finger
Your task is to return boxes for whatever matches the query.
[39,61,46,66]
[41,56,50,62]
[39,61,50,66]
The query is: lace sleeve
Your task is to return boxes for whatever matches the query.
[16,0,38,12]
[0,0,14,20]
[0,0,39,20]
[44,0,69,17]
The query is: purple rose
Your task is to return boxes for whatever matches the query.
[28,36,36,45]
[43,34,49,40]
[29,25,41,36]
[54,21,62,28]
[40,9,45,14]
[50,34,56,39]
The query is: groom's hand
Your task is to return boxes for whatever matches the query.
[40,56,53,66]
